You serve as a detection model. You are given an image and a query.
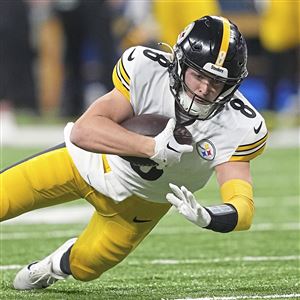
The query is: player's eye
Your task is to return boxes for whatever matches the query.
[195,73,205,80]
[211,80,223,89]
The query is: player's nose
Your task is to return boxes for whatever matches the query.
[196,81,210,96]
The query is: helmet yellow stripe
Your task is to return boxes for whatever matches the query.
[215,17,231,67]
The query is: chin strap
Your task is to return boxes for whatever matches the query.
[174,101,197,126]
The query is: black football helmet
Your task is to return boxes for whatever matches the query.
[168,15,248,122]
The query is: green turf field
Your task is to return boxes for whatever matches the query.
[1,147,299,300]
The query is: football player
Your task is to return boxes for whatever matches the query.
[1,16,267,290]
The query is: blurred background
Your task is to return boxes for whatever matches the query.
[1,3,299,296]
[0,0,299,148]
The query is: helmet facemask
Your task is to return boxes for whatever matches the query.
[170,47,242,121]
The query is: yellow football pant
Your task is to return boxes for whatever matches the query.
[0,145,171,281]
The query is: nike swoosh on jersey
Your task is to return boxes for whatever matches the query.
[166,142,180,153]
[133,216,152,223]
[254,121,263,134]
[128,48,136,61]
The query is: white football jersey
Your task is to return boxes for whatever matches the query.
[64,46,268,203]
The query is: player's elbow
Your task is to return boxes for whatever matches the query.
[220,179,255,232]
[236,217,253,231]
[70,123,88,149]
[234,201,254,231]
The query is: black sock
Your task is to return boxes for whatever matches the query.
[60,246,73,275]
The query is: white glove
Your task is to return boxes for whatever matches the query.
[151,119,193,168]
[166,183,211,227]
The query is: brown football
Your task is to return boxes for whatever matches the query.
[120,114,192,166]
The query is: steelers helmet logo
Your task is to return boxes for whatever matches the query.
[196,139,216,161]
[177,22,195,45]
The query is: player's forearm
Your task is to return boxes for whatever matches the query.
[167,179,254,234]
[220,179,254,231]
[70,116,155,157]
[205,179,254,232]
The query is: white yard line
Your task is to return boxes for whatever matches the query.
[1,125,64,147]
[0,265,23,270]
[2,205,94,225]
[252,222,300,231]
[174,294,300,300]
[1,255,299,271]
[1,222,299,240]
[2,125,299,147]
[267,127,300,148]
[129,255,300,266]
[1,194,299,225]
[0,230,79,240]
[254,196,299,207]
[150,223,300,235]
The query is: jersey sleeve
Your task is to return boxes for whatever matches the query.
[229,120,268,162]
[112,47,138,101]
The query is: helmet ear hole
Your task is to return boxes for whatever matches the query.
[192,41,203,51]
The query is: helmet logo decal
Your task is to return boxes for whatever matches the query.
[177,22,195,45]
[196,139,216,161]
[215,17,231,67]
[203,62,228,78]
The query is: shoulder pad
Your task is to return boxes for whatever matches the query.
[112,46,144,100]
[112,46,171,101]
[230,118,268,162]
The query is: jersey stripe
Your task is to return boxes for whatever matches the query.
[116,62,130,90]
[215,17,230,67]
[102,154,111,173]
[0,143,66,173]
[116,59,130,89]
[112,59,130,100]
[236,132,268,152]
[229,143,266,162]
[119,57,130,84]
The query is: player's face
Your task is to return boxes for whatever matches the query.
[184,68,225,103]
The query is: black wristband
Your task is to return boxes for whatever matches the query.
[204,204,238,233]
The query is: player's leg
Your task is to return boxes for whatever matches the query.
[69,193,171,281]
[7,144,97,290]
[13,193,171,289]
[0,143,88,221]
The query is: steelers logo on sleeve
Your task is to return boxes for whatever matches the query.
[196,139,216,161]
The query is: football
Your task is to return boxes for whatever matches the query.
[120,114,192,166]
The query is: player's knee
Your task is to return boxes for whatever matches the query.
[69,244,132,282]
[69,245,107,281]
[69,221,140,281]
[70,259,101,281]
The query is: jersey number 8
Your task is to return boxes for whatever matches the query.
[230,98,256,118]
[143,49,170,68]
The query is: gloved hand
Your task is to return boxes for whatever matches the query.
[151,119,193,168]
[166,183,211,227]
